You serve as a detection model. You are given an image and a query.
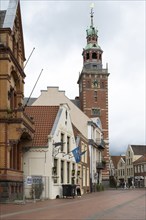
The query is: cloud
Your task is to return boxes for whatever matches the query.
[1,0,145,155]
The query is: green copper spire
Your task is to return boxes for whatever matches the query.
[86,4,98,37]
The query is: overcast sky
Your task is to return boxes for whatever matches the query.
[1,0,145,155]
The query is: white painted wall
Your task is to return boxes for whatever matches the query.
[23,104,77,199]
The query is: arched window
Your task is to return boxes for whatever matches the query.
[92,52,97,59]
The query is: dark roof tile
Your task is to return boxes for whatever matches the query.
[131,145,146,155]
[133,154,146,164]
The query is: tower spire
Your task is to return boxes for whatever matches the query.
[90,3,94,27]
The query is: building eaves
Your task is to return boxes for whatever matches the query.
[131,145,146,155]
[111,156,122,168]
[133,154,146,165]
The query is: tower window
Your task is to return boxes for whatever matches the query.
[94,91,97,102]
[92,52,97,59]
[92,108,100,116]
[86,53,89,60]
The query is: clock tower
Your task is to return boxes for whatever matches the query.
[77,7,110,181]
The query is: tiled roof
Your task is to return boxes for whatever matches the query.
[25,106,59,147]
[131,145,146,155]
[111,156,122,168]
[133,154,146,165]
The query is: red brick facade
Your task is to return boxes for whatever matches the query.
[78,9,110,181]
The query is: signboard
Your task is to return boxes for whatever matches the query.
[26,176,33,185]
[26,176,42,185]
[32,176,42,184]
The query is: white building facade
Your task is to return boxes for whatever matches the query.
[31,87,104,193]
[23,104,78,199]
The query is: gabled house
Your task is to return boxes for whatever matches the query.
[133,154,146,187]
[125,145,146,186]
[117,156,126,186]
[109,156,122,187]
[28,86,105,193]
[24,104,78,199]
[0,0,34,202]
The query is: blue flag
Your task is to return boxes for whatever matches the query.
[72,146,81,163]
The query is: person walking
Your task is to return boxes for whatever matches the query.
[124,180,127,189]
[76,185,81,197]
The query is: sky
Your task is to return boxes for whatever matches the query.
[1,0,145,155]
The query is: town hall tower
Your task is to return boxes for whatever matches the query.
[77,7,110,181]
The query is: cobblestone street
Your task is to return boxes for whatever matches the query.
[0,189,146,220]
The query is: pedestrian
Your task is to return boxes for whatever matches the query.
[131,180,135,189]
[124,181,127,189]
[76,185,81,197]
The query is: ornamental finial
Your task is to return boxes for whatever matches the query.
[90,3,94,27]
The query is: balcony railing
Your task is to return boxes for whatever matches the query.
[96,161,106,170]
[96,138,105,150]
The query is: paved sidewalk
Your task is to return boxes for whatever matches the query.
[0,189,146,220]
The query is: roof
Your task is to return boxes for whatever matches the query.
[25,106,59,147]
[3,0,19,29]
[84,43,101,50]
[31,87,92,138]
[111,156,125,168]
[130,145,146,155]
[0,0,25,60]
[0,10,6,28]
[133,154,146,165]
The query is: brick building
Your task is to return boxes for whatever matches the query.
[0,0,34,202]
[77,7,110,183]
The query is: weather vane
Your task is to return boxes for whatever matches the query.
[90,3,94,27]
